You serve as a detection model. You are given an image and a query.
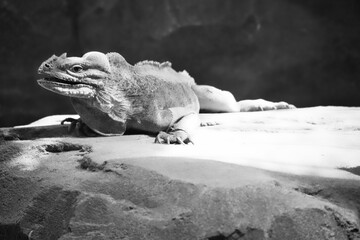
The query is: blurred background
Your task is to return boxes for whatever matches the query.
[1,0,360,127]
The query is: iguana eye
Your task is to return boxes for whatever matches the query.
[71,65,83,73]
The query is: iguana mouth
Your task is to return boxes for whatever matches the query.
[44,77,77,84]
[37,77,97,98]
[41,76,99,87]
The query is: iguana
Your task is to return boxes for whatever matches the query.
[36,51,295,144]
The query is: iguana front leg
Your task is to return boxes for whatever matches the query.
[154,108,200,145]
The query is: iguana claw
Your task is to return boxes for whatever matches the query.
[61,118,97,137]
[61,117,78,132]
[61,117,77,125]
[155,130,194,145]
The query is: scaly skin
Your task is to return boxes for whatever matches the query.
[38,52,200,144]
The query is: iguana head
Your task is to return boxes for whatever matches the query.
[37,52,111,98]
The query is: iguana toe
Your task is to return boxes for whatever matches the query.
[274,101,296,110]
[61,117,79,133]
[176,137,185,145]
[61,117,77,125]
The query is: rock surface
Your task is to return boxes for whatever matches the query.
[1,107,360,239]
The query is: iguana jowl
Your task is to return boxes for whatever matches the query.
[37,51,295,144]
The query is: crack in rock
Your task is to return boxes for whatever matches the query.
[77,156,107,172]
[325,206,360,240]
[294,185,323,196]
[38,142,92,153]
[207,228,265,240]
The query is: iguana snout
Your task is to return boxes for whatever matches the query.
[37,52,110,98]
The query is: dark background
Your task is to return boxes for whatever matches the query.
[1,0,360,127]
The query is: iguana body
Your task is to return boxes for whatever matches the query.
[37,51,295,144]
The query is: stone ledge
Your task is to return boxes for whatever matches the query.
[1,107,360,239]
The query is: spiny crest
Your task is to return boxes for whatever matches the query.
[107,52,126,61]
[180,70,191,77]
[106,52,129,70]
[135,60,172,69]
[59,53,67,58]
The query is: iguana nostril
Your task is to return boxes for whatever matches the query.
[44,63,50,68]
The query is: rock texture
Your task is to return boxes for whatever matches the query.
[1,0,360,126]
[1,107,360,239]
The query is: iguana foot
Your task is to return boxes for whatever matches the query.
[200,121,219,127]
[61,118,98,137]
[155,129,194,145]
[238,99,296,112]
